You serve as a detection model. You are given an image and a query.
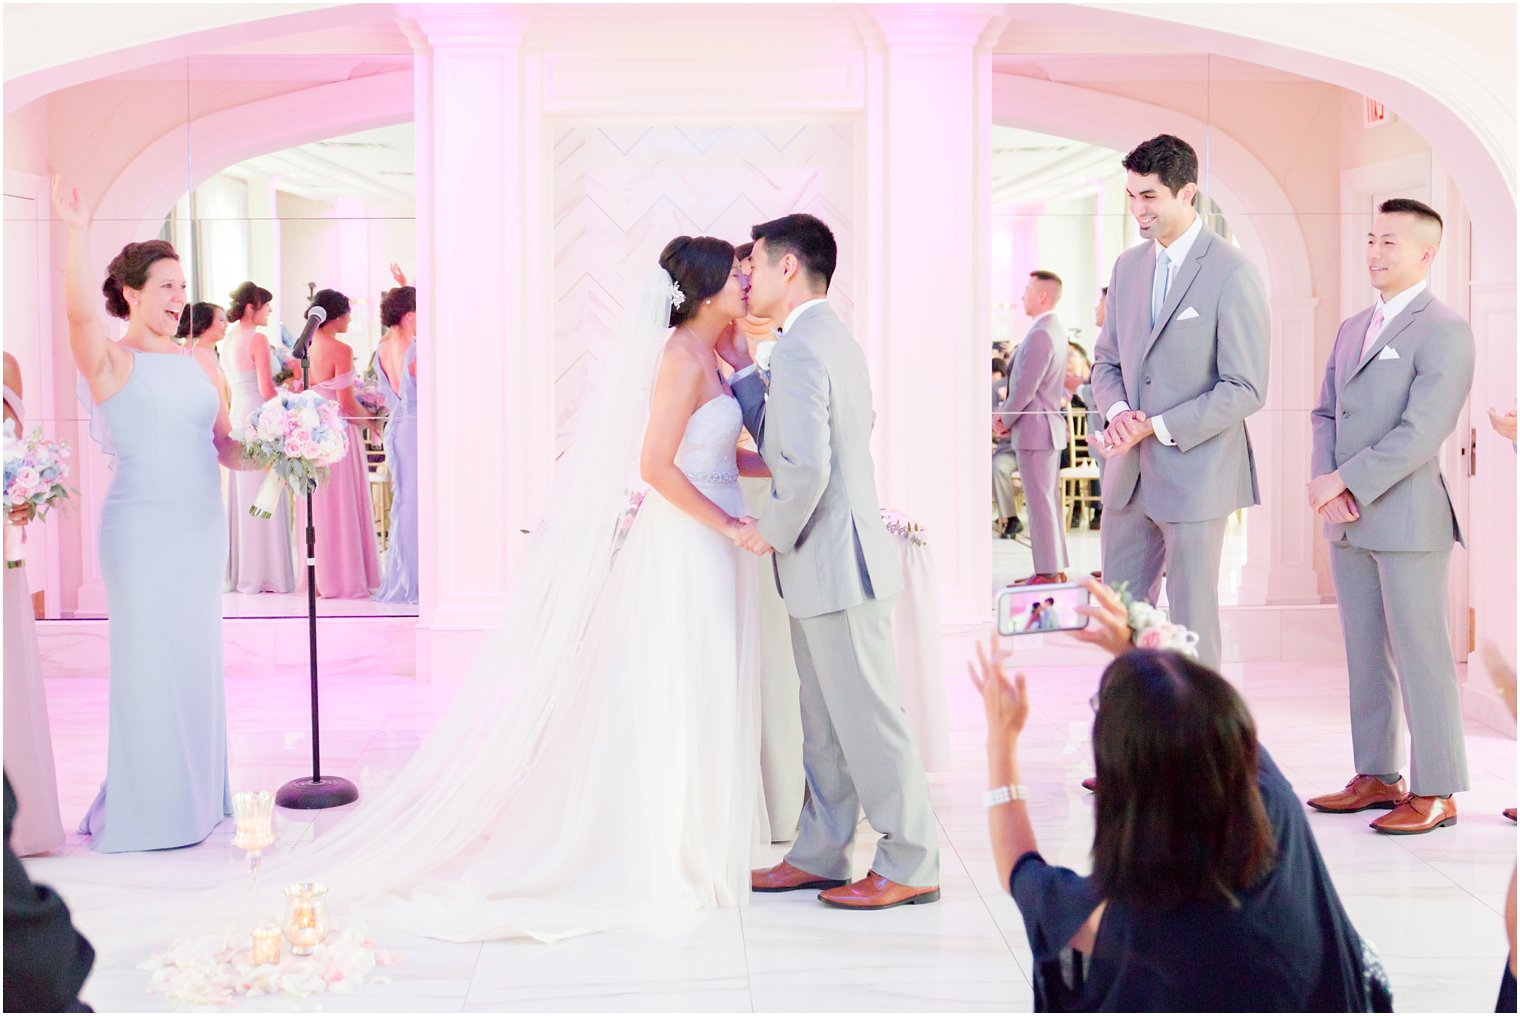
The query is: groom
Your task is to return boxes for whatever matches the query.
[718,213,941,910]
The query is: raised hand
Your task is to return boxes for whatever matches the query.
[389,262,408,287]
[51,174,90,229]
[1071,576,1133,659]
[714,321,750,372]
[968,632,1029,744]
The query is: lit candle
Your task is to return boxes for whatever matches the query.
[281,882,330,956]
[251,926,282,966]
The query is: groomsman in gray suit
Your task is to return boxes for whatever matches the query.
[720,213,940,910]
[993,271,1070,582]
[1305,198,1474,835]
[1092,134,1270,671]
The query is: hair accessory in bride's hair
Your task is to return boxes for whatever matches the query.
[667,281,686,310]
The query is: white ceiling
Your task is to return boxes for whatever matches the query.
[991,126,1122,208]
[221,123,415,204]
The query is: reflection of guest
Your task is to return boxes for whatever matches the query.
[4,777,94,1012]
[970,581,1389,1011]
[991,356,1007,410]
[373,284,419,605]
[223,282,296,595]
[298,289,381,600]
[2,353,65,857]
[1062,342,1102,529]
[1305,199,1473,836]
[1092,134,1269,672]
[994,271,1069,583]
[175,302,229,405]
[53,175,239,852]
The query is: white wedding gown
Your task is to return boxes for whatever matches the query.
[323,393,764,942]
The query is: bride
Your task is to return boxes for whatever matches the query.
[270,236,768,942]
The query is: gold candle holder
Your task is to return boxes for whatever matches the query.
[282,882,330,956]
[251,926,282,966]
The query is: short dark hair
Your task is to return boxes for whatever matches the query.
[751,213,837,291]
[1101,286,1108,297]
[992,356,1006,376]
[308,288,351,323]
[1122,134,1198,197]
[1030,269,1062,286]
[734,241,754,262]
[1090,649,1276,909]
[228,281,273,323]
[176,302,220,339]
[1379,197,1443,234]
[658,236,736,327]
[380,286,417,329]
[102,240,180,320]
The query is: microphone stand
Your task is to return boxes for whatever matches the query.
[276,335,359,811]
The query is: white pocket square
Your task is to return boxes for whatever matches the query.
[1176,306,1200,321]
[1377,346,1400,360]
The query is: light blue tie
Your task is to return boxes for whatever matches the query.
[1150,247,1170,329]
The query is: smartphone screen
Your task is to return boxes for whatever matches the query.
[996,582,1092,636]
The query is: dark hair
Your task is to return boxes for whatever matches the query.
[1091,649,1276,909]
[1030,269,1063,286]
[992,356,1006,376]
[734,241,755,262]
[1379,197,1443,233]
[102,240,180,320]
[1067,341,1090,366]
[175,302,221,340]
[228,281,273,323]
[751,213,837,291]
[380,286,417,329]
[1101,286,1109,297]
[308,288,351,324]
[1122,134,1198,196]
[658,236,735,327]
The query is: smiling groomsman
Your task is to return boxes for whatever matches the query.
[1305,198,1474,835]
[1091,134,1270,672]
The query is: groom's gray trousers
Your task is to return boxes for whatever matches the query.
[785,594,939,888]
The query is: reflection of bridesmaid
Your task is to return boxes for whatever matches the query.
[298,289,381,599]
[2,352,65,856]
[53,175,241,853]
[373,285,418,604]
[176,302,230,405]
[223,283,295,594]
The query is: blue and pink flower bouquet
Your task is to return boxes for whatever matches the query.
[3,420,72,568]
[242,391,349,517]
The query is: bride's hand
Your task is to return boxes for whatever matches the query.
[715,321,751,372]
[51,175,90,229]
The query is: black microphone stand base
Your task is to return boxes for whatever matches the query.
[276,776,359,810]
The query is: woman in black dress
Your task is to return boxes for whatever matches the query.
[970,578,1390,1012]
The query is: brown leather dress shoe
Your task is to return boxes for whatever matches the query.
[1370,793,1457,834]
[751,860,847,893]
[1306,774,1407,813]
[1080,776,1098,793]
[1505,807,1517,823]
[817,871,940,910]
[1011,572,1068,586]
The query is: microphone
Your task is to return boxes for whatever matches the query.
[291,305,327,361]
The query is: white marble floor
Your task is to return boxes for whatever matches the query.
[23,650,1516,1012]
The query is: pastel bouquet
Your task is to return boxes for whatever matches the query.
[611,487,648,557]
[353,370,389,424]
[241,391,349,518]
[1110,581,1200,659]
[271,350,302,390]
[3,420,72,568]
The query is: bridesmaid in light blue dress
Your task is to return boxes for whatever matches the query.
[373,284,418,604]
[53,176,246,852]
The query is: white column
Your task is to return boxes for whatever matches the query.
[1239,295,1321,604]
[404,8,549,680]
[867,8,1002,625]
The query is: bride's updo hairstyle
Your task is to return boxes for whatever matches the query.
[658,236,735,328]
[102,240,180,320]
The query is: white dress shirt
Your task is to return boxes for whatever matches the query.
[1367,279,1428,347]
[1106,213,1206,448]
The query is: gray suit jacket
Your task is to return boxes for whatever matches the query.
[995,315,1067,452]
[1309,290,1472,551]
[732,302,903,619]
[1091,224,1270,522]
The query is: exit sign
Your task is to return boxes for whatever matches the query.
[1364,97,1395,127]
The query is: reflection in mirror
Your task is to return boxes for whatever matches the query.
[5,125,417,621]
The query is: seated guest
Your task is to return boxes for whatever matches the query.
[4,776,94,1012]
[970,579,1390,1012]
[992,356,1008,409]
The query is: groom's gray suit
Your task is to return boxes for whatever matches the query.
[1092,221,1270,670]
[732,300,939,888]
[1310,287,1473,796]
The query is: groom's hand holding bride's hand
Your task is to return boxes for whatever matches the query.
[732,516,773,555]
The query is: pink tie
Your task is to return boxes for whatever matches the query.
[1360,305,1385,359]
